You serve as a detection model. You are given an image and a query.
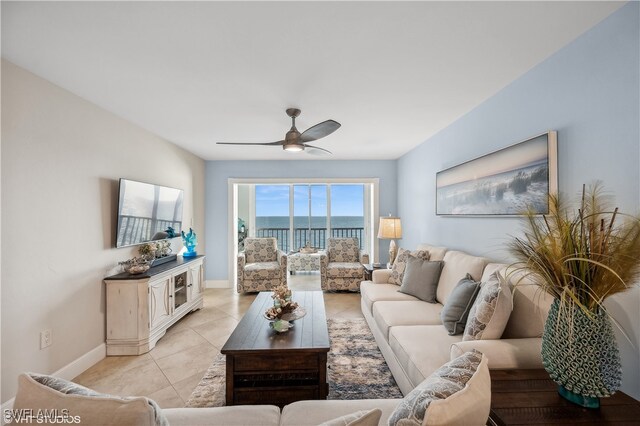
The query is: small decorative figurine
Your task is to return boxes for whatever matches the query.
[181,228,198,257]
[166,226,177,238]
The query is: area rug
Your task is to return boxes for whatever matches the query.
[185,318,403,407]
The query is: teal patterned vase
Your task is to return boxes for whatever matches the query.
[542,299,622,408]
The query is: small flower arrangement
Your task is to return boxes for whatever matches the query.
[264,285,299,321]
[156,240,172,257]
[139,240,172,260]
[138,242,157,259]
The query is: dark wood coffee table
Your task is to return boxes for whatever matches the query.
[220,291,330,407]
[489,369,640,425]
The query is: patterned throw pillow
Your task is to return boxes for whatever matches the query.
[463,271,513,341]
[389,248,430,285]
[388,350,490,426]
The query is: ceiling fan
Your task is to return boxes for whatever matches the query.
[216,108,341,155]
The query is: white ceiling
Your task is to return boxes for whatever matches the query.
[1,1,624,160]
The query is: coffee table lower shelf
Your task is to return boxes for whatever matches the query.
[225,351,328,406]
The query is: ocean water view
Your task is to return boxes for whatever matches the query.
[256,216,364,229]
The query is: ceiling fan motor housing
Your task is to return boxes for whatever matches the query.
[283,118,304,151]
[284,128,304,151]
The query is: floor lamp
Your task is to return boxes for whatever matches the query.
[378,215,402,267]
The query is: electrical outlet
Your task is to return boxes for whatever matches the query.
[40,329,52,349]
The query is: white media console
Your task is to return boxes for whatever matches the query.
[103,255,205,355]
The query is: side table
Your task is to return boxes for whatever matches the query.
[288,251,322,275]
[362,263,386,281]
[489,369,640,425]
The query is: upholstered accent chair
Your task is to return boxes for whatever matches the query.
[237,237,287,293]
[320,237,370,291]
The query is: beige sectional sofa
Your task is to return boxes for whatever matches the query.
[361,243,553,395]
[160,399,402,425]
[163,243,551,424]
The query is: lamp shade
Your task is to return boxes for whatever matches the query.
[377,216,402,239]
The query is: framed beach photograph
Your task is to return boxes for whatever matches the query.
[436,131,558,216]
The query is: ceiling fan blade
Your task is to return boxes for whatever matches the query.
[299,120,341,142]
[216,141,285,146]
[305,145,332,156]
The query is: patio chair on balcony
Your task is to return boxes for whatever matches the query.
[320,237,369,291]
[237,237,287,293]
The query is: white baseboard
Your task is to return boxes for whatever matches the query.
[54,343,106,381]
[0,343,106,414]
[206,279,230,288]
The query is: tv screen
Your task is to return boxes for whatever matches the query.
[116,179,184,248]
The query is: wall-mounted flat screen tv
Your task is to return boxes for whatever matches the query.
[116,179,184,248]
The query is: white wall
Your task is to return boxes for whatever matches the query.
[0,60,206,402]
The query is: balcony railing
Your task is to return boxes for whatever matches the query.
[254,227,364,252]
[117,215,181,247]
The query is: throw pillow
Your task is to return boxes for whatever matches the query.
[388,350,490,426]
[389,248,430,285]
[11,373,168,426]
[319,408,382,426]
[463,271,513,341]
[398,257,444,303]
[440,274,482,335]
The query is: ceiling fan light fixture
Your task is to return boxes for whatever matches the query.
[283,143,304,152]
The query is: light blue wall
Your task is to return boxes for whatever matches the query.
[205,160,397,280]
[397,2,639,397]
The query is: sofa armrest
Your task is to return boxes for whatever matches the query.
[372,269,392,284]
[318,251,328,271]
[277,250,287,278]
[450,338,543,370]
[360,252,370,264]
[236,252,246,291]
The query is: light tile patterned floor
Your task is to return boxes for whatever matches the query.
[73,272,362,408]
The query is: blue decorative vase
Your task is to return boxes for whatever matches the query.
[542,299,622,408]
[183,249,197,258]
[181,228,198,258]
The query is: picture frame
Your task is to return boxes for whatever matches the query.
[436,131,558,216]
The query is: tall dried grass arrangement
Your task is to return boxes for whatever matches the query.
[509,183,640,314]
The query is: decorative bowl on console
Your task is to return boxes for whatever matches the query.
[119,257,152,275]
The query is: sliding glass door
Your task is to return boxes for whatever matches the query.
[255,185,290,251]
[330,184,365,249]
[231,179,377,288]
[253,183,368,253]
[294,184,328,250]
